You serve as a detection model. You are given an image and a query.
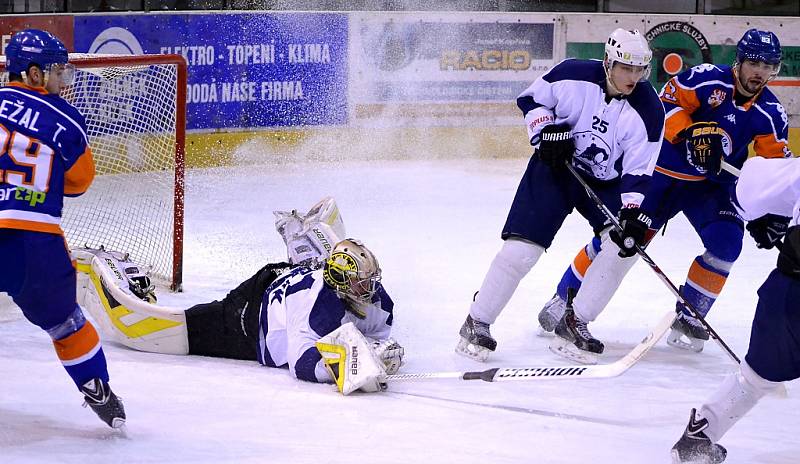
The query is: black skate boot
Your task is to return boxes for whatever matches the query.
[81,378,126,429]
[455,315,497,362]
[671,409,727,464]
[667,311,709,353]
[538,293,566,334]
[550,307,605,364]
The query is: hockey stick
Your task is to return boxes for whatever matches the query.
[386,310,677,383]
[720,160,741,177]
[565,162,741,364]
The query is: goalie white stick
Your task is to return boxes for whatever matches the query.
[386,310,677,383]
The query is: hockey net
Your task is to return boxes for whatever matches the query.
[0,54,187,291]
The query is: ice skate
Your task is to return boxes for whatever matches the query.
[455,315,496,362]
[81,378,127,430]
[537,293,566,336]
[671,409,727,463]
[667,311,709,353]
[549,307,604,365]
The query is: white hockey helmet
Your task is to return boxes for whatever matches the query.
[323,238,382,311]
[604,28,652,77]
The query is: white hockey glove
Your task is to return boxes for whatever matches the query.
[371,338,404,375]
[274,196,346,268]
[316,322,387,395]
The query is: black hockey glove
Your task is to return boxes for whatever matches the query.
[537,123,574,168]
[777,226,800,279]
[747,214,790,250]
[679,121,728,174]
[609,207,652,258]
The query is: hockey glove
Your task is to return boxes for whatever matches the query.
[371,338,404,375]
[680,121,729,175]
[609,207,652,258]
[537,123,574,168]
[747,214,790,250]
[777,226,800,279]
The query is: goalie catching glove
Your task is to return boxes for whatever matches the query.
[680,121,731,175]
[370,338,404,375]
[316,322,394,395]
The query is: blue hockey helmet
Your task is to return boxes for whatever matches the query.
[736,29,782,66]
[5,29,69,75]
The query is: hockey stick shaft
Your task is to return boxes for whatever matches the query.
[387,310,678,383]
[720,160,741,177]
[565,162,741,364]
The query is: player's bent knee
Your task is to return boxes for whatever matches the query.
[741,360,782,396]
[702,222,744,262]
[499,238,545,274]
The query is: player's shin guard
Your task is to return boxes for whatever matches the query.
[668,254,732,352]
[49,306,109,388]
[469,239,544,325]
[571,234,638,322]
[697,360,781,443]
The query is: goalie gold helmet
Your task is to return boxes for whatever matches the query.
[323,239,382,310]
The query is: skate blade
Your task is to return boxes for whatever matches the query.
[666,329,704,353]
[536,325,555,338]
[455,337,491,362]
[548,337,598,365]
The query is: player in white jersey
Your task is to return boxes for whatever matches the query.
[76,199,403,395]
[670,155,800,463]
[455,29,665,363]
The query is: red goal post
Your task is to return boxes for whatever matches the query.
[1,53,188,291]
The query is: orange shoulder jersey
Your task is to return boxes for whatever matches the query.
[0,82,94,235]
[657,63,791,183]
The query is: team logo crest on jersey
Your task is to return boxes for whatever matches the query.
[708,89,726,108]
[573,131,612,177]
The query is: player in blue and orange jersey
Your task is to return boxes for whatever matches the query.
[0,29,125,428]
[539,29,792,357]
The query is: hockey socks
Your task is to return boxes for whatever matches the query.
[682,255,731,318]
[49,306,109,388]
[555,236,602,300]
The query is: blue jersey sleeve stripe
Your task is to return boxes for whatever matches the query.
[294,347,323,382]
[516,95,543,116]
[308,287,346,338]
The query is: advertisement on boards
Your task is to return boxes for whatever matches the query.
[351,13,556,125]
[73,13,348,131]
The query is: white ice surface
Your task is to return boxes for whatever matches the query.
[1,158,797,463]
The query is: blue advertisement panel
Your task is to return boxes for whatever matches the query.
[74,13,348,130]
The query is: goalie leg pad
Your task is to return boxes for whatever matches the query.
[316,322,387,395]
[76,248,189,355]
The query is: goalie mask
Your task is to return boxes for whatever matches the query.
[323,239,381,313]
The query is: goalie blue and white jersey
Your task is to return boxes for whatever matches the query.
[734,156,800,225]
[257,266,393,382]
[516,59,665,206]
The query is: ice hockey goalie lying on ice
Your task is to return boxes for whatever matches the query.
[74,198,403,395]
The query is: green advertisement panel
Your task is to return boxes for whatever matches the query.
[567,20,800,92]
